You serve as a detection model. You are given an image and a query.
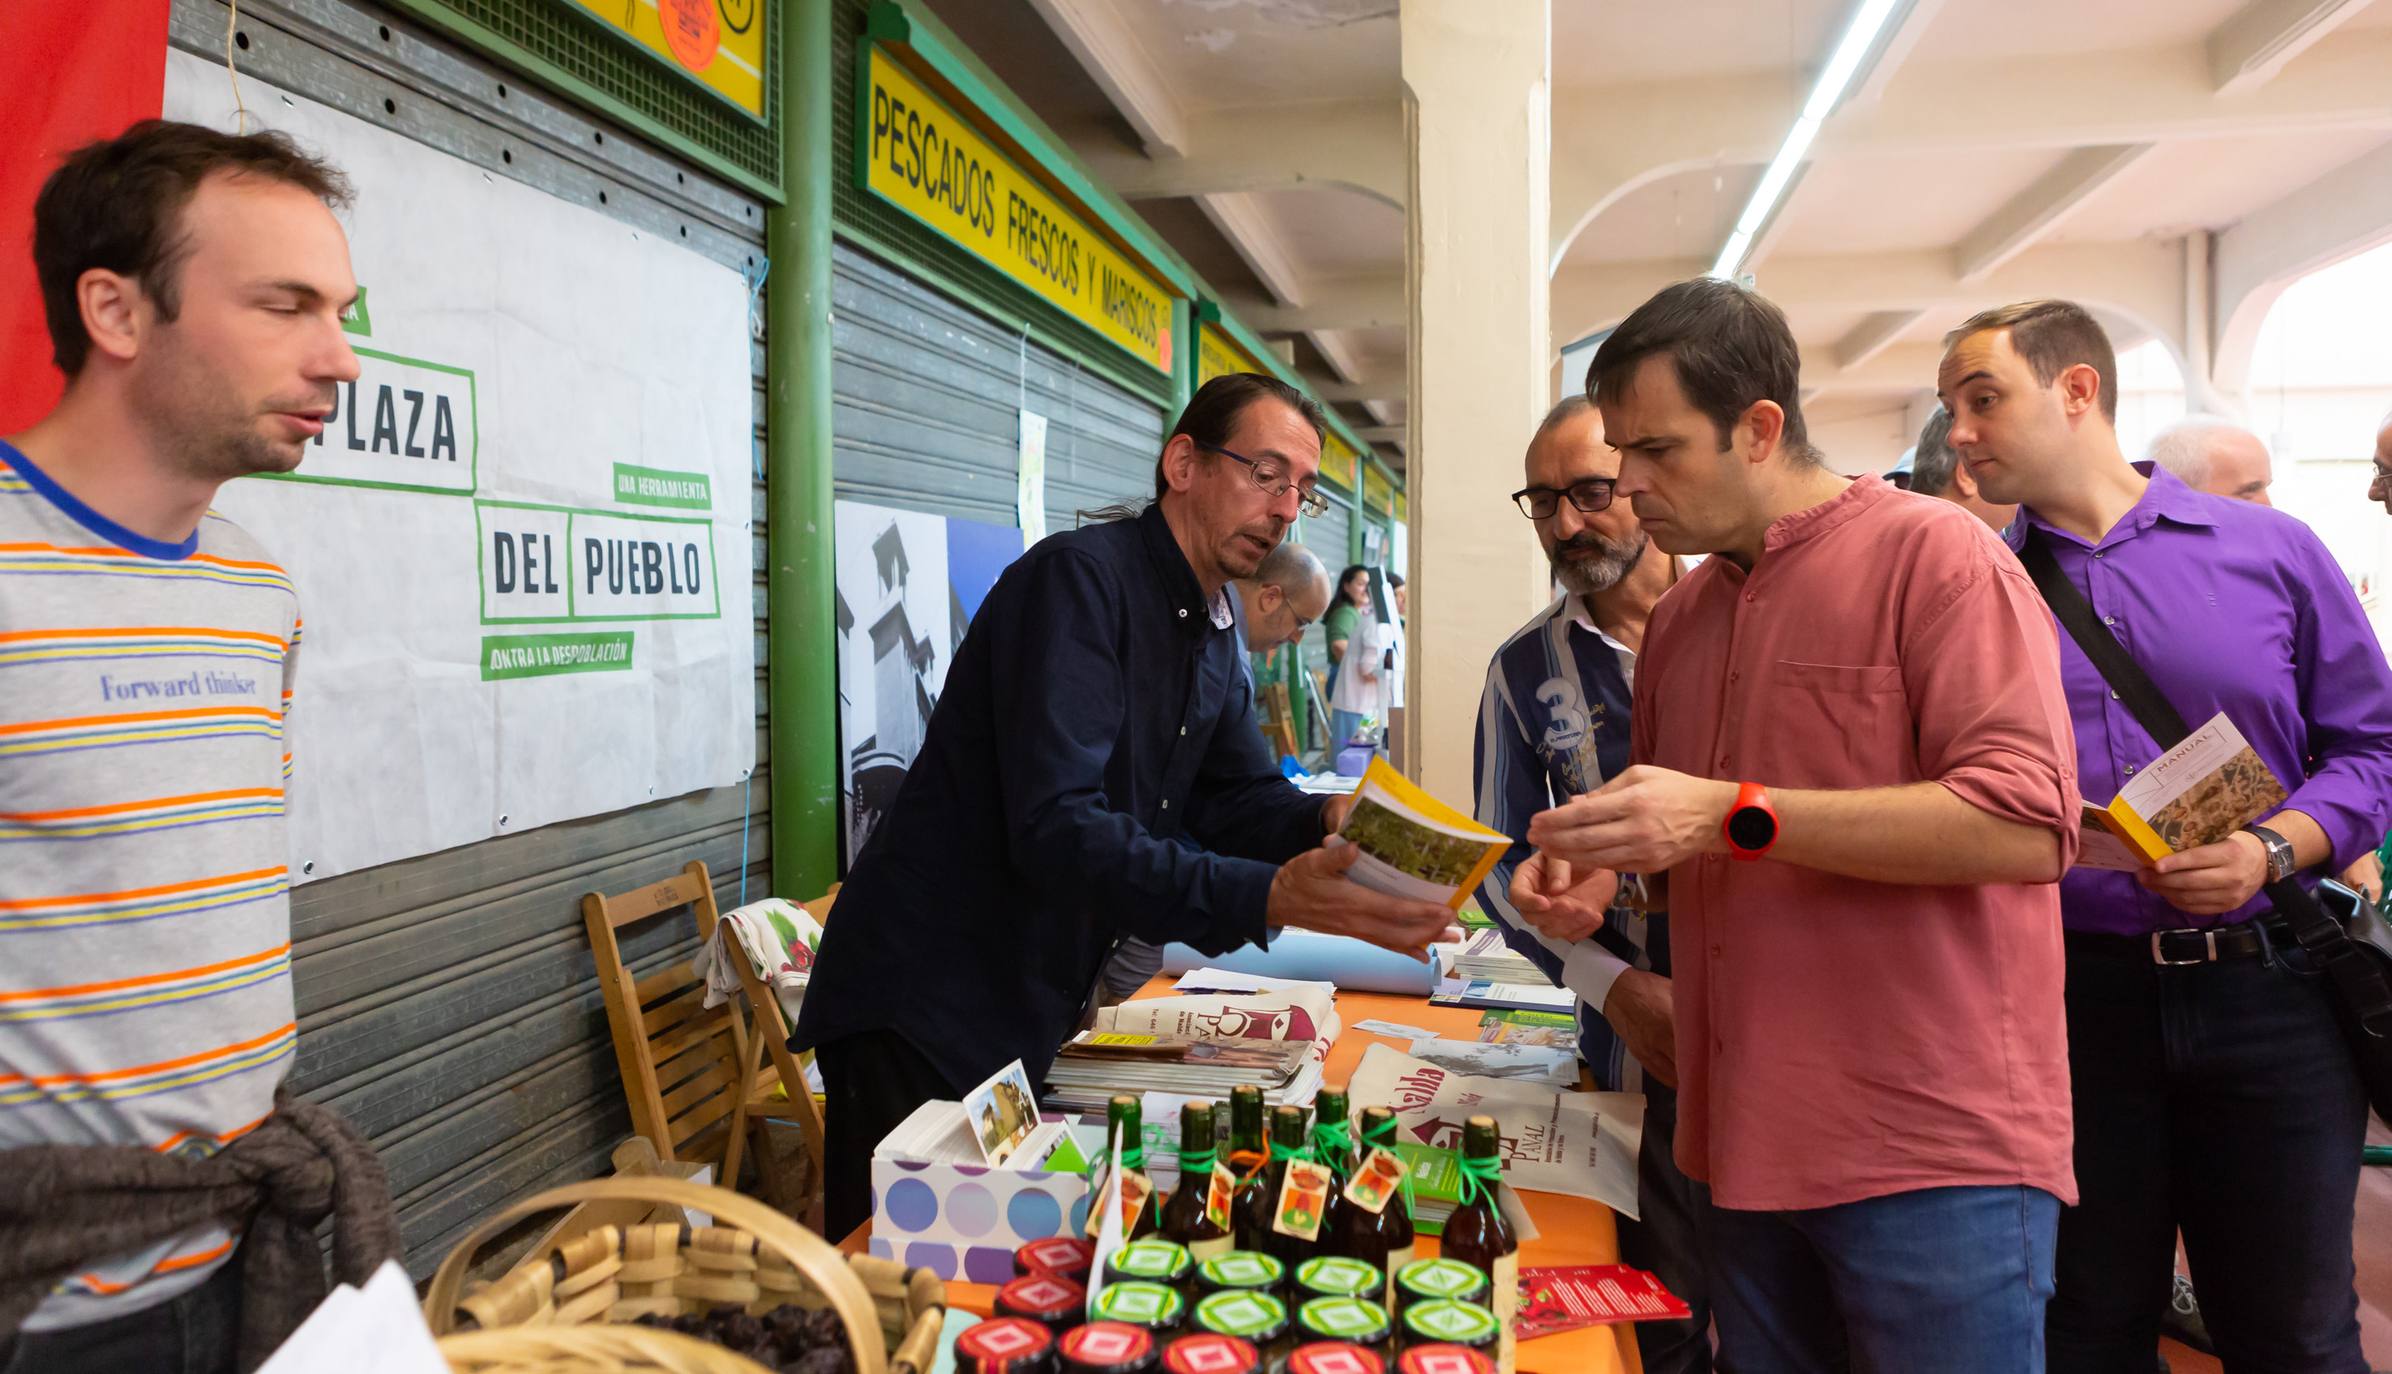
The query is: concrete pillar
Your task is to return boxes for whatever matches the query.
[1401,0,1553,799]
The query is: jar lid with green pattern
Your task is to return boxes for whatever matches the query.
[1093,1280,1186,1333]
[1296,1296,1393,1346]
[1105,1238,1195,1286]
[1398,1299,1501,1350]
[1293,1256,1382,1300]
[1191,1288,1290,1341]
[1195,1251,1285,1294]
[1393,1258,1490,1307]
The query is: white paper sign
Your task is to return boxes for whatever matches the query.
[1018,410,1049,546]
[164,53,756,880]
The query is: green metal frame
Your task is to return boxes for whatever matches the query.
[766,0,838,897]
[380,0,784,202]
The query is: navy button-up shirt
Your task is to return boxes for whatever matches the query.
[793,504,1330,1089]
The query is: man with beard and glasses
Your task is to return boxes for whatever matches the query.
[1,122,384,1372]
[795,373,1459,1240]
[1471,396,1713,1374]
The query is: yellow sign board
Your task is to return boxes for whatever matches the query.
[1319,428,1361,494]
[1394,489,1407,523]
[1197,322,1267,388]
[1363,463,1395,516]
[859,47,1176,374]
[567,0,767,120]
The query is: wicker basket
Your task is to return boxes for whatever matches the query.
[439,1323,775,1373]
[424,1177,943,1374]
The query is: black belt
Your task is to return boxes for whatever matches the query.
[2066,919,2283,966]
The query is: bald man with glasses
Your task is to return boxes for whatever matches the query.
[1472,396,1712,1374]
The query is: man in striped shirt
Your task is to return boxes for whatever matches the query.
[1,122,358,1372]
[1473,396,1710,1374]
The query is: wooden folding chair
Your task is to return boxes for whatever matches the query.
[582,860,756,1186]
[1259,681,1300,758]
[721,886,837,1232]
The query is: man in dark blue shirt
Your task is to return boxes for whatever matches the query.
[795,374,1455,1238]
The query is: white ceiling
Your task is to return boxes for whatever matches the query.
[2047,129,2392,242]
[950,0,2392,469]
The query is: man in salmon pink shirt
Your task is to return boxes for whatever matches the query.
[1522,278,2081,1371]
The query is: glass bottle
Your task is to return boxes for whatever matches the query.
[1340,1106,1416,1310]
[1227,1086,1272,1251]
[1434,1115,1517,1371]
[1108,1094,1162,1239]
[1160,1100,1235,1262]
[1307,1090,1356,1260]
[1256,1106,1322,1273]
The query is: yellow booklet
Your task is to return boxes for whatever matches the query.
[2076,711,2288,871]
[1334,757,1511,909]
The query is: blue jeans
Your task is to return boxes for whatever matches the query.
[2048,927,2367,1373]
[1702,1184,2060,1373]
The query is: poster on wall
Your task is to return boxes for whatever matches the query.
[834,500,1023,865]
[163,51,757,882]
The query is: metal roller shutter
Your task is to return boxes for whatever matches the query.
[1298,494,1356,702]
[166,0,772,1275]
[830,242,1163,526]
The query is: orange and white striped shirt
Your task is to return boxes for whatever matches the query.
[0,442,301,1329]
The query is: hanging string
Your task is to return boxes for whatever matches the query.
[1452,1151,1503,1210]
[1358,1114,1418,1221]
[1310,1114,1355,1180]
[224,0,252,133]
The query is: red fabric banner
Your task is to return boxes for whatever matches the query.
[0,1,172,433]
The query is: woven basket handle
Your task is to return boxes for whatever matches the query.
[421,1175,891,1374]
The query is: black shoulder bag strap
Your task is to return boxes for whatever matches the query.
[2017,530,2392,1054]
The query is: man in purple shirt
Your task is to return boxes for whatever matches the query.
[1939,300,2392,1373]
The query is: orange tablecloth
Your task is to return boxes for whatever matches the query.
[838,980,1644,1373]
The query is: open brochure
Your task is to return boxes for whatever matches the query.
[2075,711,2288,871]
[1333,756,1511,909]
[1346,1042,1644,1220]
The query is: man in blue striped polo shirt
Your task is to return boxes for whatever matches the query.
[1473,396,1711,1374]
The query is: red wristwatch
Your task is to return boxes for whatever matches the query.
[1722,781,1778,861]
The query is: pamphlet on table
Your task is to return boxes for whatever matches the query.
[1347,1042,1644,1220]
[1514,1264,1693,1337]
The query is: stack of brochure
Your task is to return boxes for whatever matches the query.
[1043,974,1340,1114]
[1446,928,1543,984]
[1044,1032,1313,1102]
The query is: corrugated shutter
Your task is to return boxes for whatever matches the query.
[1298,494,1355,700]
[831,242,1162,527]
[166,0,772,1275]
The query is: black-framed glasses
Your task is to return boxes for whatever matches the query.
[1511,479,1617,519]
[1202,442,1330,518]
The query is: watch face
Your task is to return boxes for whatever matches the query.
[1726,805,1777,852]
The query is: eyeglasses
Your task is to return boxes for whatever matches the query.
[1202,442,1330,519]
[1511,479,1618,519]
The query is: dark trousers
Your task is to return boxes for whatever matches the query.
[0,1252,240,1374]
[1620,1089,1721,1374]
[2048,929,2368,1374]
[818,1029,961,1243]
